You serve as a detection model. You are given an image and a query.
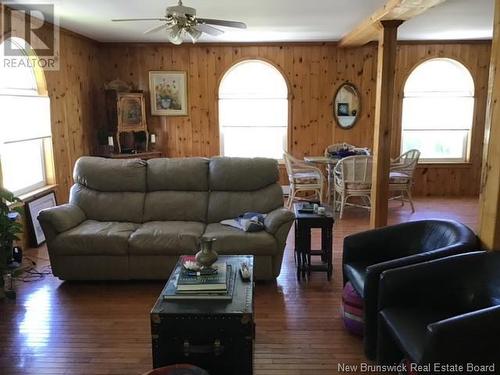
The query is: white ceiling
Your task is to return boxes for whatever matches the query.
[399,0,494,40]
[6,0,495,43]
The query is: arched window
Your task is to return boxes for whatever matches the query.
[219,60,288,159]
[402,58,474,162]
[0,37,52,195]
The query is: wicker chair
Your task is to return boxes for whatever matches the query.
[333,155,373,218]
[284,152,324,209]
[389,149,420,212]
[324,144,370,203]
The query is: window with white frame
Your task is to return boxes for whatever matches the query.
[402,58,475,163]
[219,60,288,159]
[0,37,52,195]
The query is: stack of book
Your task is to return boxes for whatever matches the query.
[163,257,236,300]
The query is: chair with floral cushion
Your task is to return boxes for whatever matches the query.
[389,149,420,212]
[284,151,324,209]
[333,155,373,218]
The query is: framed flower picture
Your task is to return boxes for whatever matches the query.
[149,71,188,116]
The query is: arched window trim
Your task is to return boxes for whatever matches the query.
[0,37,54,196]
[401,58,475,163]
[218,59,290,160]
[0,36,48,96]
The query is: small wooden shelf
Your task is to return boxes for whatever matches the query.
[100,151,163,160]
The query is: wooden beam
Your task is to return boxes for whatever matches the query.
[370,20,403,229]
[339,0,446,47]
[478,0,500,250]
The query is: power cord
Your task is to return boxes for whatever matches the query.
[12,256,52,283]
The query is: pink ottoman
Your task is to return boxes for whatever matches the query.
[341,282,364,336]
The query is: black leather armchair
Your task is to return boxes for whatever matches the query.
[377,251,499,369]
[342,219,478,359]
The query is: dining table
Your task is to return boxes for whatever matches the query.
[303,156,341,205]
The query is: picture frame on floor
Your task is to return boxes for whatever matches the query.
[26,191,57,247]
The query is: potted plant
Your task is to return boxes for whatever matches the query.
[0,188,23,300]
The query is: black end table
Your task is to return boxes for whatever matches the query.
[293,203,334,280]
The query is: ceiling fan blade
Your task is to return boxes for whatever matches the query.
[195,24,224,36]
[144,23,170,35]
[197,18,247,29]
[112,18,168,22]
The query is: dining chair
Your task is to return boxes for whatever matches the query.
[283,152,324,209]
[333,155,372,218]
[389,149,420,212]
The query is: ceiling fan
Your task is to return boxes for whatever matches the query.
[112,0,247,45]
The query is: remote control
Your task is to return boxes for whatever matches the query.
[239,262,251,281]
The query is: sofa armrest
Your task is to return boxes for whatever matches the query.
[38,204,86,235]
[422,306,500,364]
[264,208,295,235]
[378,251,484,311]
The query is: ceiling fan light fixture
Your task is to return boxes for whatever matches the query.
[186,27,202,43]
[166,24,183,45]
[112,0,246,45]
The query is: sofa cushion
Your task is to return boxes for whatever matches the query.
[147,158,209,191]
[129,221,205,255]
[70,185,144,223]
[143,191,208,222]
[73,156,147,192]
[207,184,284,223]
[203,223,277,256]
[209,157,279,191]
[51,220,139,256]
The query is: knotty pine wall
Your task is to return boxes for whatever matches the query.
[96,41,491,196]
[44,33,100,202]
[2,6,491,202]
[97,43,378,159]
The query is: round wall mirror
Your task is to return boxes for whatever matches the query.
[334,83,360,129]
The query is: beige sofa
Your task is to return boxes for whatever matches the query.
[38,156,294,281]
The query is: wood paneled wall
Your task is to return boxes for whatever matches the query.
[45,33,100,202]
[1,7,492,201]
[97,41,491,196]
[97,43,379,159]
[393,42,491,196]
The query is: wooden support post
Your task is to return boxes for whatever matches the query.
[370,20,403,229]
[478,0,500,250]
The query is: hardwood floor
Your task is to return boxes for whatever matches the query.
[0,197,479,375]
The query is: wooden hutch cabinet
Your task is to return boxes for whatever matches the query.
[105,89,149,153]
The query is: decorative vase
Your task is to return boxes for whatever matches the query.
[195,238,218,269]
[160,97,172,109]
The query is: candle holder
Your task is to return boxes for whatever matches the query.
[150,133,156,150]
[107,136,115,154]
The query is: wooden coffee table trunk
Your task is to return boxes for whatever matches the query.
[150,256,254,375]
